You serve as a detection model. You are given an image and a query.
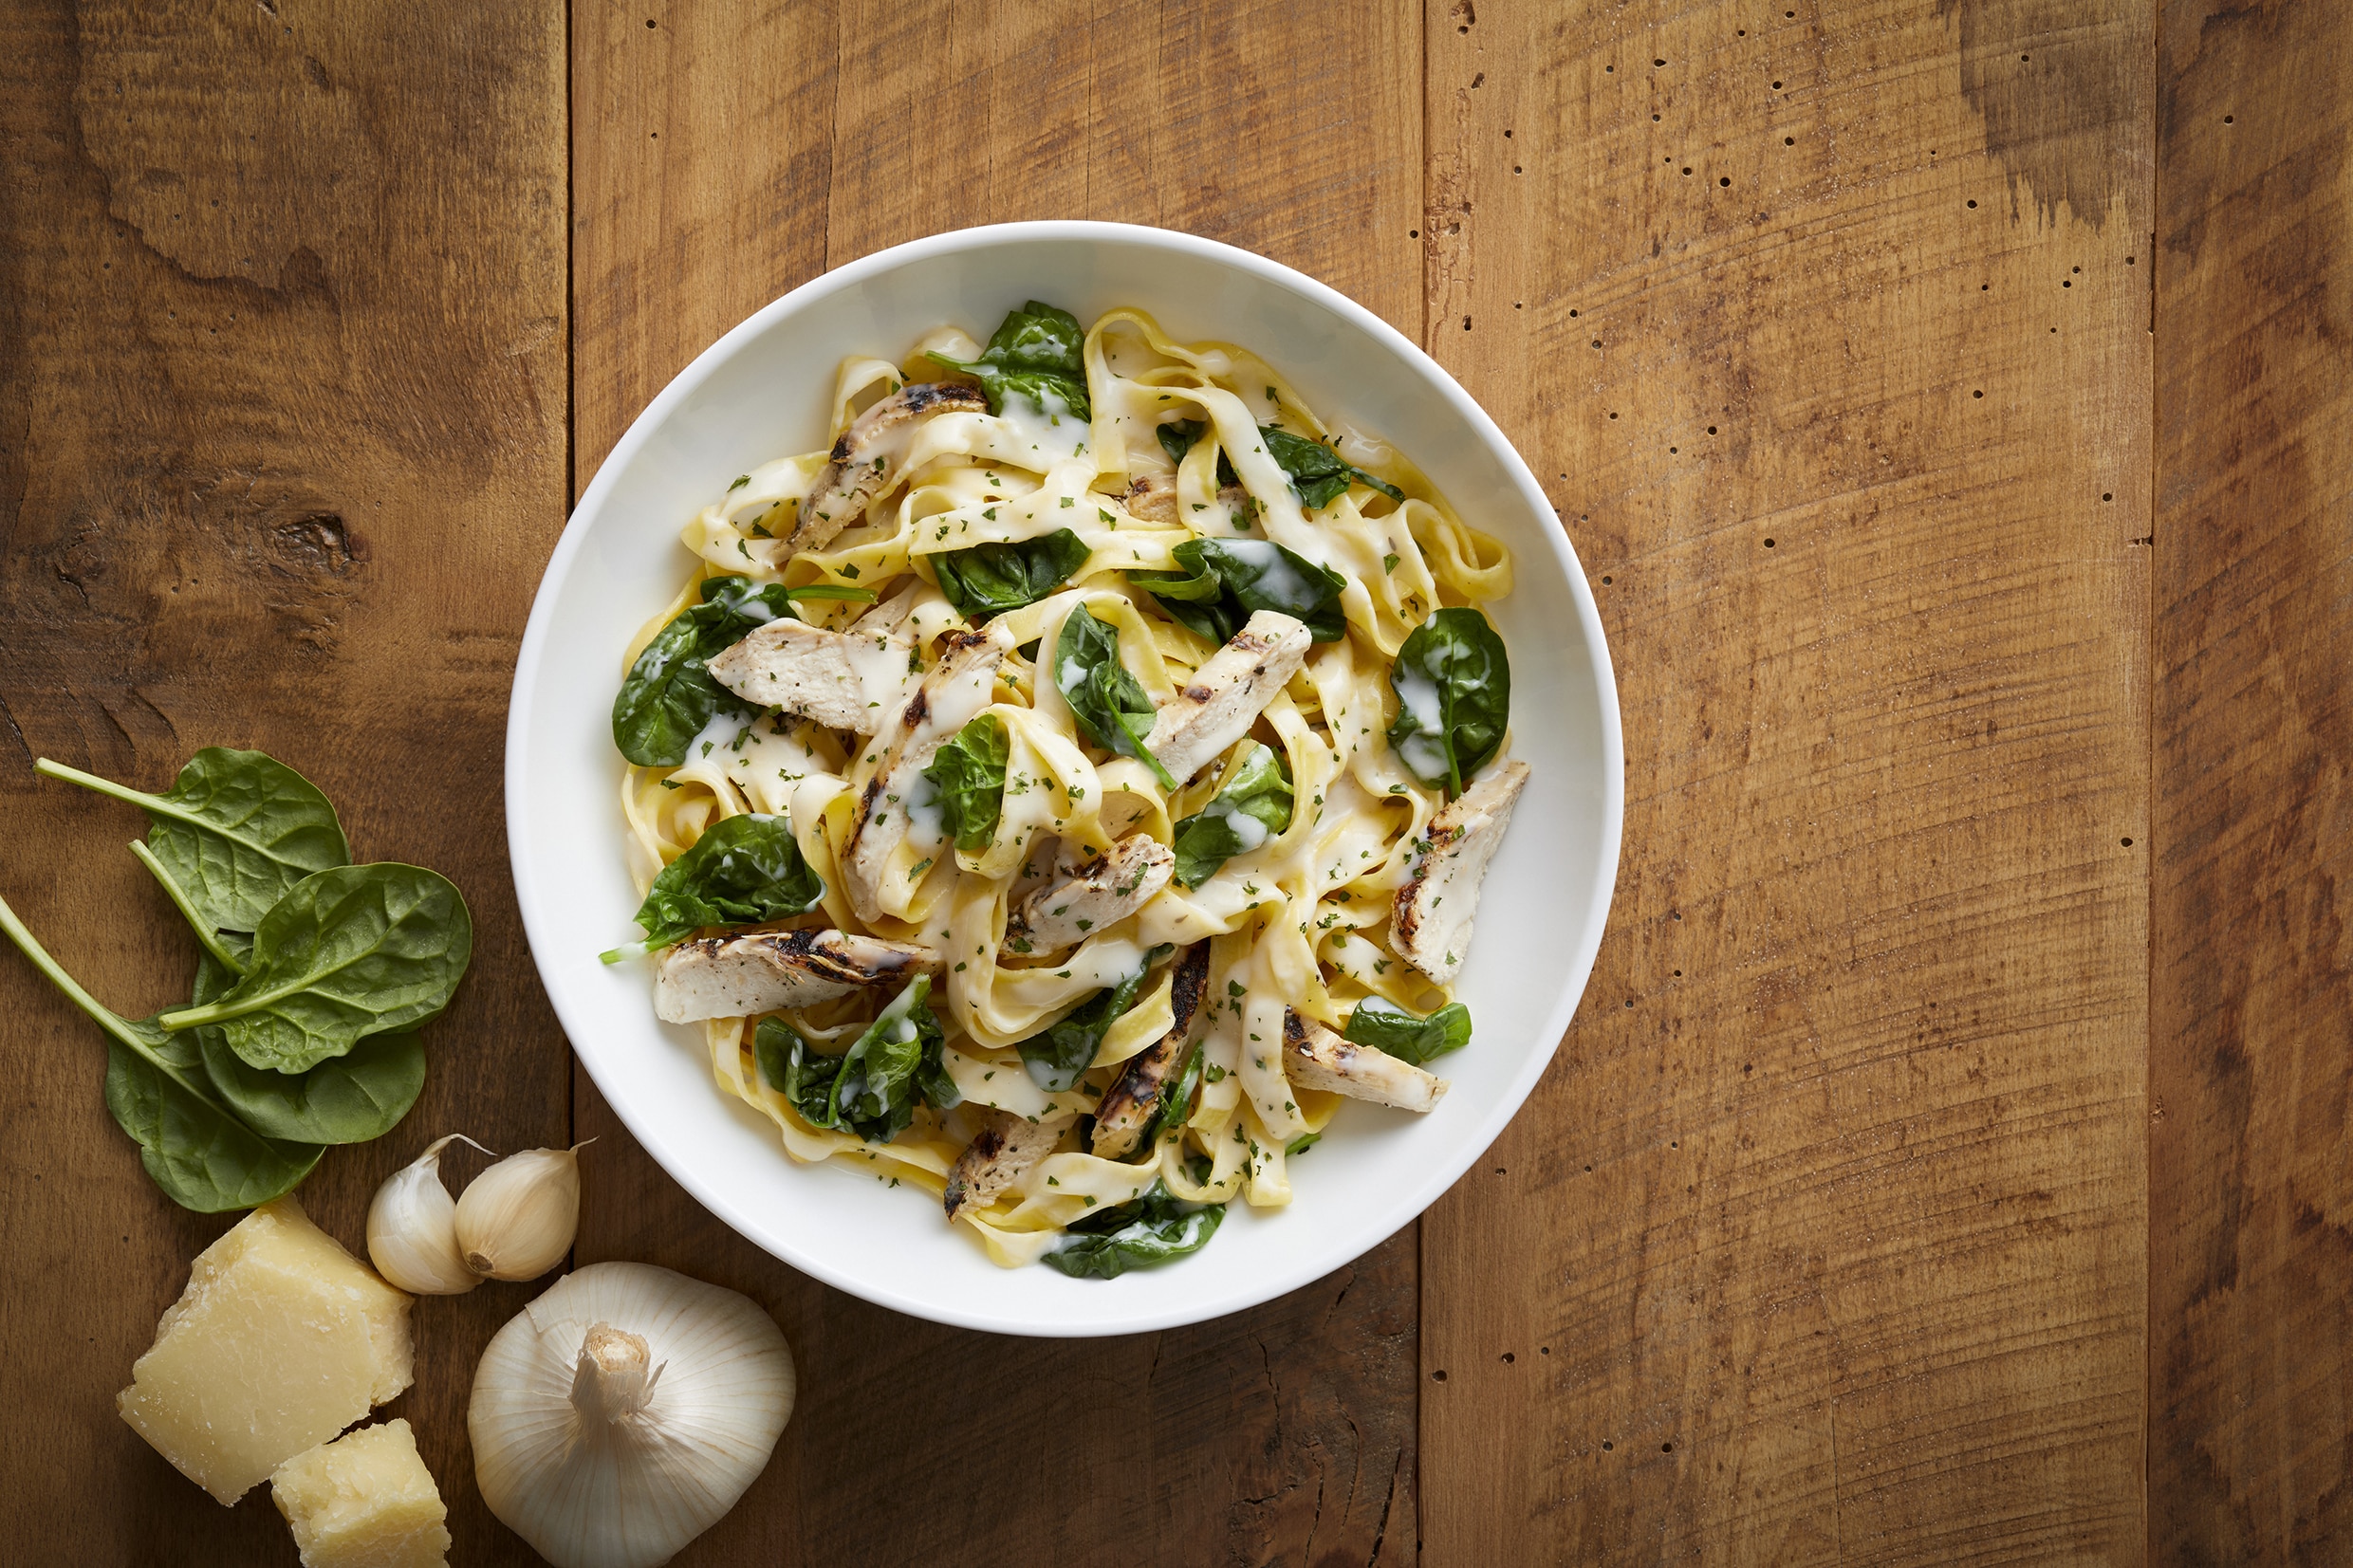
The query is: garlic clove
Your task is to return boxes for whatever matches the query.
[453,1140,590,1282]
[366,1134,494,1295]
[469,1262,794,1568]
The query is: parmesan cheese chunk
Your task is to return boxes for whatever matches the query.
[271,1420,451,1568]
[118,1198,415,1504]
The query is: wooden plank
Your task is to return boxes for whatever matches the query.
[1417,3,2152,1560]
[0,0,568,1560]
[2150,3,2353,1559]
[569,3,1424,1562]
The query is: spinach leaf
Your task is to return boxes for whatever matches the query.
[1343,995,1473,1066]
[1183,538,1347,642]
[1137,1037,1205,1148]
[1043,1180,1226,1280]
[1017,945,1171,1093]
[767,976,954,1143]
[1127,553,1238,646]
[612,576,806,767]
[824,975,953,1143]
[1133,538,1346,645]
[925,300,1092,420]
[1155,419,1239,488]
[160,863,474,1075]
[933,528,1092,620]
[601,813,824,963]
[187,952,426,1146]
[1386,607,1511,795]
[922,715,1010,853]
[755,1016,842,1129]
[37,748,348,937]
[1053,606,1178,789]
[1170,741,1294,887]
[0,890,321,1211]
[1260,425,1406,509]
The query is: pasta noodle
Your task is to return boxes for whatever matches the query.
[608,303,1522,1273]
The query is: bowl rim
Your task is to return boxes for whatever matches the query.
[507,219,1624,1335]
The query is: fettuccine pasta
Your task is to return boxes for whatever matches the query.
[605,301,1528,1275]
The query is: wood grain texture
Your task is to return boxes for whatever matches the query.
[1417,3,2153,1561]
[0,0,567,1559]
[570,3,1424,1564]
[11,0,2351,1560]
[2151,2,2353,1560]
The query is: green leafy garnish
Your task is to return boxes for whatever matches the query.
[611,576,796,767]
[1170,742,1294,887]
[768,975,954,1144]
[600,813,824,962]
[1017,945,1171,1093]
[1343,996,1473,1065]
[1043,1180,1226,1279]
[1260,425,1405,509]
[159,864,474,1075]
[922,715,1010,854]
[1156,419,1239,487]
[932,528,1091,620]
[1132,537,1347,644]
[37,748,348,938]
[1387,607,1511,796]
[1052,606,1177,789]
[0,892,323,1212]
[926,300,1092,420]
[1137,1037,1206,1147]
[187,951,425,1146]
[1285,1132,1321,1157]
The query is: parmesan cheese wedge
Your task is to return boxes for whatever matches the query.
[118,1198,414,1504]
[271,1420,451,1567]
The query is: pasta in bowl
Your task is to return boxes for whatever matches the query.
[509,222,1621,1334]
[607,301,1530,1274]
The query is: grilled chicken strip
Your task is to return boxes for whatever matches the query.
[1126,473,1177,524]
[788,380,989,555]
[654,929,942,1024]
[1090,943,1211,1158]
[842,624,1012,921]
[706,618,917,733]
[1141,610,1311,785]
[942,1109,1064,1220]
[1283,1010,1447,1113]
[1007,834,1176,954]
[1125,474,1252,527]
[1391,759,1532,985]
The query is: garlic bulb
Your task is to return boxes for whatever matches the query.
[469,1262,795,1568]
[454,1141,589,1282]
[366,1134,493,1294]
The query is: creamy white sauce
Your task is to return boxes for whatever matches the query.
[995,387,1089,468]
[1207,796,1270,852]
[1211,538,1321,612]
[696,710,832,816]
[900,768,948,852]
[844,632,917,714]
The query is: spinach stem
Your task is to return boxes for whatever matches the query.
[599,940,652,966]
[0,887,234,1116]
[32,756,158,812]
[128,840,249,975]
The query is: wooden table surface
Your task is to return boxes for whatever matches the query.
[3,1,2344,1562]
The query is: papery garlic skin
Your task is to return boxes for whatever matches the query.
[454,1142,587,1282]
[469,1262,794,1568]
[366,1134,491,1296]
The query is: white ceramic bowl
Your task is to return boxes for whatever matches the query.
[508,222,1622,1337]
